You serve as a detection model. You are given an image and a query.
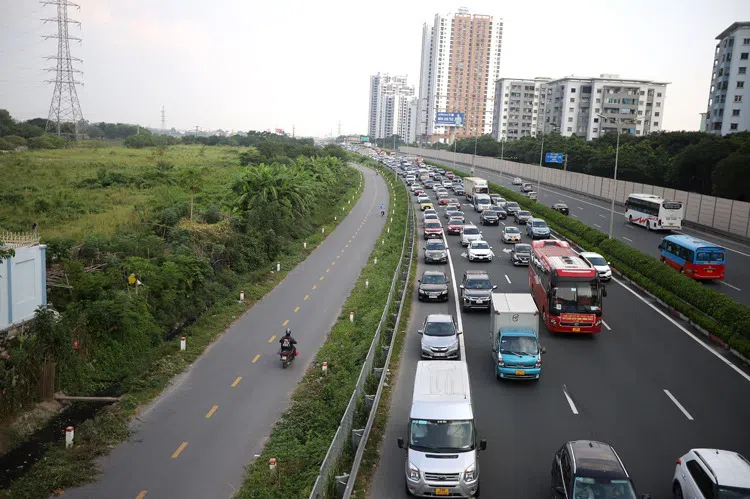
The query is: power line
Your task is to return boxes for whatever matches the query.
[41,0,84,138]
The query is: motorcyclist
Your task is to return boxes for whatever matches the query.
[279,328,297,358]
[380,203,385,216]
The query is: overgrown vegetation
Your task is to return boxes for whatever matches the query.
[236,161,409,498]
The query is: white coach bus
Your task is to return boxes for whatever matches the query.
[624,193,684,231]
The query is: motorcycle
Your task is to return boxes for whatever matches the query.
[279,349,297,368]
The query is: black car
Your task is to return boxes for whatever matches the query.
[510,243,531,266]
[417,270,450,302]
[423,239,448,264]
[459,270,497,312]
[551,440,649,499]
[505,201,521,216]
[480,209,500,226]
[514,210,533,224]
[552,203,570,215]
[489,205,507,219]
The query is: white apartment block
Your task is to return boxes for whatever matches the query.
[491,77,551,141]
[367,73,414,140]
[406,97,418,144]
[705,22,750,135]
[417,8,503,144]
[543,75,669,140]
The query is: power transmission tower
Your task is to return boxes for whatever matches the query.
[42,0,84,138]
[161,106,166,132]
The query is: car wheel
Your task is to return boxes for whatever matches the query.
[673,482,683,499]
[474,483,480,497]
[418,295,422,302]
[405,480,414,497]
[469,254,474,261]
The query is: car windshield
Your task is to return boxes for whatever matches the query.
[498,335,539,356]
[718,485,750,498]
[425,214,438,220]
[505,227,520,234]
[465,278,491,290]
[422,274,447,285]
[556,204,567,209]
[472,241,490,249]
[518,211,531,217]
[572,477,637,499]
[463,227,479,235]
[424,320,456,336]
[533,221,548,228]
[587,255,607,266]
[453,211,465,218]
[425,222,441,229]
[449,218,464,225]
[426,241,445,250]
[553,282,601,313]
[409,419,474,453]
[448,198,458,203]
[514,244,531,254]
[507,203,520,209]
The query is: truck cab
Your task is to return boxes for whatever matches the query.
[490,293,545,381]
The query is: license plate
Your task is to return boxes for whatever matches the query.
[706,269,713,273]
[572,327,581,332]
[435,488,450,496]
[515,370,525,376]
[430,293,439,297]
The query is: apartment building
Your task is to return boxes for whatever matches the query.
[491,77,551,141]
[705,22,750,135]
[543,75,669,140]
[417,8,503,144]
[367,73,415,140]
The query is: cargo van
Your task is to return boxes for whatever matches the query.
[490,293,545,380]
[398,361,486,498]
[473,194,491,212]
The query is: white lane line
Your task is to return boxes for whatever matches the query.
[625,224,637,229]
[505,274,511,284]
[572,214,579,218]
[443,234,466,358]
[562,385,579,415]
[622,237,633,242]
[501,221,506,226]
[719,281,742,292]
[593,223,602,228]
[602,320,612,331]
[613,276,750,383]
[599,214,607,218]
[664,389,694,420]
[578,206,584,210]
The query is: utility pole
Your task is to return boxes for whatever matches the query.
[161,106,166,132]
[42,0,84,138]
[597,113,629,239]
[537,134,545,194]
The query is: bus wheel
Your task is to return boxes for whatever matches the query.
[679,268,685,274]
[628,215,633,224]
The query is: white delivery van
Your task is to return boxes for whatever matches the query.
[473,194,491,212]
[398,361,486,498]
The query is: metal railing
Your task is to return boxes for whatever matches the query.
[308,163,414,499]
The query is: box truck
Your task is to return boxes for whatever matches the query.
[463,177,489,201]
[490,293,546,381]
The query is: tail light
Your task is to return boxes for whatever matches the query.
[676,458,682,465]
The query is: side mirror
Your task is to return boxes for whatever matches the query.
[492,285,498,289]
[458,330,463,335]
[417,329,424,335]
[607,261,611,265]
[479,439,487,451]
[397,437,406,449]
[459,284,465,289]
[541,346,547,354]
[602,287,608,298]
[555,486,566,495]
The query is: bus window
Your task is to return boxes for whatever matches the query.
[712,252,725,262]
[553,283,600,313]
[696,252,710,262]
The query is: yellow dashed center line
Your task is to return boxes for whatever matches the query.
[136,492,147,499]
[304,294,309,300]
[294,306,300,312]
[268,335,276,343]
[312,284,317,290]
[252,354,261,363]
[319,276,324,281]
[326,268,330,273]
[171,441,188,459]
[332,261,336,266]
[205,405,218,419]
[336,255,340,259]
[231,376,242,387]
[282,319,289,327]
[345,244,349,248]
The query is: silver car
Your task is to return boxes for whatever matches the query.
[418,314,460,360]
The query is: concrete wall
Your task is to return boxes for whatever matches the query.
[0,245,47,331]
[404,147,750,239]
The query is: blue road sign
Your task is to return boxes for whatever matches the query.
[435,112,466,127]
[545,152,564,164]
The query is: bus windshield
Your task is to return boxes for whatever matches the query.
[409,419,475,453]
[662,202,682,210]
[552,282,601,313]
[696,250,725,263]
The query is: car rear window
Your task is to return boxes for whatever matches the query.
[463,227,479,235]
[426,222,442,229]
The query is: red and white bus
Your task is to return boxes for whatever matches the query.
[528,240,607,334]
[624,193,684,231]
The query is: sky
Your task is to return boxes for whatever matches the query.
[1,0,749,137]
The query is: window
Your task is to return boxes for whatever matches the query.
[656,102,661,107]
[596,89,601,93]
[686,460,715,499]
[735,95,743,102]
[655,112,660,117]
[657,92,662,97]
[568,107,574,112]
[567,117,573,122]
[593,118,599,123]
[741,67,747,75]
[738,81,745,88]
[742,52,749,60]
[733,109,741,116]
[744,38,750,45]
[595,108,600,112]
[567,127,572,132]
[593,128,598,133]
[570,98,575,103]
[731,123,738,130]
[654,122,659,126]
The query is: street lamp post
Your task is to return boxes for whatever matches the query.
[471,133,478,175]
[537,133,545,194]
[597,113,629,239]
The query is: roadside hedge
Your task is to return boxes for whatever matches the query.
[434,162,750,358]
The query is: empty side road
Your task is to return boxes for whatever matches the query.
[65,164,388,499]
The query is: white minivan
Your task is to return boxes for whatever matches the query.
[473,193,491,212]
[398,361,486,498]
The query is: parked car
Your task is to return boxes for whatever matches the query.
[514,210,533,224]
[552,203,569,215]
[423,239,448,264]
[510,243,531,266]
[447,217,464,235]
[505,201,521,216]
[418,314,460,360]
[526,218,551,239]
[460,270,497,311]
[512,177,523,185]
[579,251,612,281]
[423,221,444,239]
[502,226,522,243]
[489,205,507,219]
[480,209,500,226]
[673,448,750,499]
[460,224,483,247]
[468,240,494,262]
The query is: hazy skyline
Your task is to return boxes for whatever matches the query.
[2,0,748,137]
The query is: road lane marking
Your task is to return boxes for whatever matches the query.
[562,385,579,415]
[312,284,317,289]
[505,275,511,284]
[136,491,147,499]
[171,442,188,459]
[252,354,261,363]
[268,335,276,343]
[231,376,242,387]
[664,390,694,420]
[622,237,633,242]
[602,320,612,331]
[572,214,579,218]
[345,244,349,248]
[332,261,336,266]
[578,206,584,210]
[613,276,750,383]
[599,214,607,218]
[326,268,330,273]
[304,295,309,301]
[719,281,742,291]
[336,255,340,259]
[282,319,289,327]
[593,223,602,228]
[442,233,465,355]
[205,405,218,419]
[319,276,324,281]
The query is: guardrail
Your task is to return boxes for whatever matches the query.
[401,146,750,241]
[308,164,414,499]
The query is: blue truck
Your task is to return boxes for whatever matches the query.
[490,293,545,381]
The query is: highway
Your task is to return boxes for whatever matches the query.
[427,157,750,305]
[371,176,750,498]
[64,164,388,499]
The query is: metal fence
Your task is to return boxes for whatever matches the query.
[309,165,415,499]
[401,147,750,240]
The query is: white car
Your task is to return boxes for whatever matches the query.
[502,226,522,243]
[460,224,483,247]
[423,208,438,219]
[417,195,430,204]
[410,183,421,192]
[442,180,453,189]
[467,240,494,262]
[512,177,523,185]
[579,251,612,281]
[673,448,750,498]
[432,183,442,191]
[424,212,440,222]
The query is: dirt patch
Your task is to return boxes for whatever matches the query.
[0,400,63,455]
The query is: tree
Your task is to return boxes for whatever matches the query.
[178,168,203,221]
[0,109,15,136]
[712,153,750,201]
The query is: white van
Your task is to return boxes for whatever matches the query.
[398,361,486,498]
[473,194,491,212]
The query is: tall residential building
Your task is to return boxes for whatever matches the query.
[417,8,503,144]
[367,73,415,140]
[705,22,750,135]
[543,75,669,141]
[491,77,551,141]
[406,97,419,144]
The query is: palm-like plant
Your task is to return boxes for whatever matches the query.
[231,163,320,220]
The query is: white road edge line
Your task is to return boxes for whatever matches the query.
[719,280,742,292]
[622,237,633,242]
[663,389,694,421]
[613,276,750,383]
[593,223,602,228]
[599,214,607,218]
[505,274,511,284]
[562,385,579,415]
[602,320,612,331]
[443,234,466,360]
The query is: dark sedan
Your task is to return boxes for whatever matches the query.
[514,210,532,224]
[511,243,532,266]
[489,205,507,219]
[417,270,450,302]
[552,203,569,215]
[480,209,500,226]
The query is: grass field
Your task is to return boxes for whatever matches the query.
[0,144,242,240]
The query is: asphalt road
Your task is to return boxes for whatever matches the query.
[65,164,388,499]
[371,178,750,498]
[429,157,750,305]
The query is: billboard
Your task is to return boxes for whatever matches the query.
[435,112,466,127]
[545,152,565,164]
[360,135,369,142]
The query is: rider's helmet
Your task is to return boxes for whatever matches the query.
[285,328,292,337]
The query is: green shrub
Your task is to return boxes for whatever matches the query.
[0,137,13,150]
[3,135,27,148]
